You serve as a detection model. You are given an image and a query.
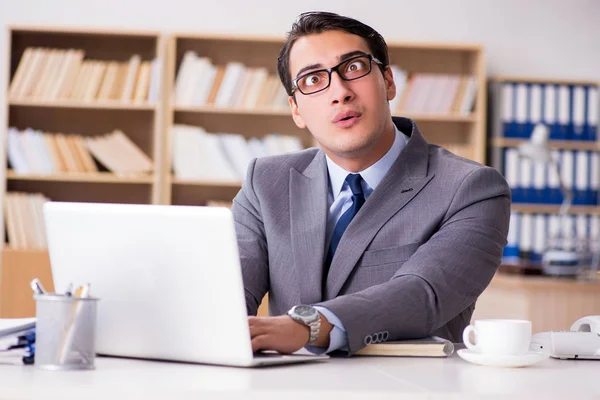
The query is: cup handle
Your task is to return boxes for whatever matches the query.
[462,325,480,352]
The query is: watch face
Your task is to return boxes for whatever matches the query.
[294,305,316,318]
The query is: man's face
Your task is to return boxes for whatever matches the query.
[288,30,396,160]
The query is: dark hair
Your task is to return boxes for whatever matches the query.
[277,11,390,97]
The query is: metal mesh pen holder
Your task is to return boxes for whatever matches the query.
[34,294,99,370]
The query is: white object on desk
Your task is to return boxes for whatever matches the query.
[0,318,35,336]
[457,348,549,368]
[530,315,600,360]
[43,202,326,368]
[462,319,531,356]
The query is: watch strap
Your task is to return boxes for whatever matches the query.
[307,314,321,345]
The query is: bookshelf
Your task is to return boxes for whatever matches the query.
[487,76,600,266]
[0,29,488,316]
[163,34,487,206]
[1,26,166,316]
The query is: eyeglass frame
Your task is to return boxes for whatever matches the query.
[291,53,384,96]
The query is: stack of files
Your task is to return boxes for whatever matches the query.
[0,318,36,365]
[502,212,600,263]
[392,73,477,115]
[503,147,599,205]
[354,336,454,357]
[8,47,161,104]
[171,124,304,182]
[500,81,598,141]
[174,51,288,109]
[7,127,154,176]
[3,192,50,250]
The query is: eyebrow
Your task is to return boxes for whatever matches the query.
[294,50,369,78]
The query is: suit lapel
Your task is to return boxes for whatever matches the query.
[290,151,329,305]
[324,118,435,299]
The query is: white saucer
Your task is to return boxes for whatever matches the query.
[457,349,549,368]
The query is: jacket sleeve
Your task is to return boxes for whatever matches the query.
[316,166,511,354]
[231,158,269,316]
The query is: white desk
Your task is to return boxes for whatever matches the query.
[0,352,597,399]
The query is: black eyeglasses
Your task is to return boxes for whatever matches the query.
[292,54,383,95]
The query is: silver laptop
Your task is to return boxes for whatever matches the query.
[43,202,328,367]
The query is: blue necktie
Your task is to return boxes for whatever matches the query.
[324,174,365,276]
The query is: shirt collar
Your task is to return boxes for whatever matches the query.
[326,122,409,199]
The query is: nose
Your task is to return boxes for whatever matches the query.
[328,71,354,105]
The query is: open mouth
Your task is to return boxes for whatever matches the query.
[333,111,362,124]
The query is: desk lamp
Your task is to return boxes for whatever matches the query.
[517,124,579,277]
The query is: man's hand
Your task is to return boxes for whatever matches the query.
[249,313,333,354]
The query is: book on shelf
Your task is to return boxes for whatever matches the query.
[173,51,288,110]
[492,80,598,142]
[173,54,477,114]
[354,336,455,358]
[171,124,304,182]
[8,47,161,104]
[489,79,599,255]
[490,80,600,208]
[501,147,599,206]
[390,71,477,115]
[85,130,154,175]
[503,211,600,263]
[3,192,50,250]
[7,128,153,176]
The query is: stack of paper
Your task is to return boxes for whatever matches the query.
[0,318,36,365]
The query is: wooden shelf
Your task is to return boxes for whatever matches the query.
[174,105,290,116]
[401,113,476,123]
[493,75,599,87]
[491,137,600,151]
[171,177,242,188]
[172,33,483,52]
[9,99,156,111]
[0,248,52,318]
[511,204,600,215]
[175,106,477,122]
[9,25,161,37]
[170,177,242,206]
[163,34,488,205]
[6,171,154,184]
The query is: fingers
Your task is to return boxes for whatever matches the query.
[248,316,283,353]
[248,316,271,338]
[251,334,268,353]
[248,316,307,354]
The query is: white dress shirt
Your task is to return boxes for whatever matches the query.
[307,123,409,354]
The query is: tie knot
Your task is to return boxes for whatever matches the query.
[345,174,364,196]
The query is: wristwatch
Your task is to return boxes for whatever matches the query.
[287,305,321,345]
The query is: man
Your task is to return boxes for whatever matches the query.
[232,11,510,356]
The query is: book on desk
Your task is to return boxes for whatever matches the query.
[355,336,455,357]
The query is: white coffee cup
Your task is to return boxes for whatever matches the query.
[462,319,532,356]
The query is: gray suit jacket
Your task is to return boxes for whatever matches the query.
[232,116,511,354]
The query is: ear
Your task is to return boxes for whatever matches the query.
[289,96,306,129]
[383,66,396,101]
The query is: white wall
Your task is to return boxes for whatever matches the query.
[1,0,599,124]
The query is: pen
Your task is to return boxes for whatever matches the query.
[29,278,46,295]
[58,283,91,364]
